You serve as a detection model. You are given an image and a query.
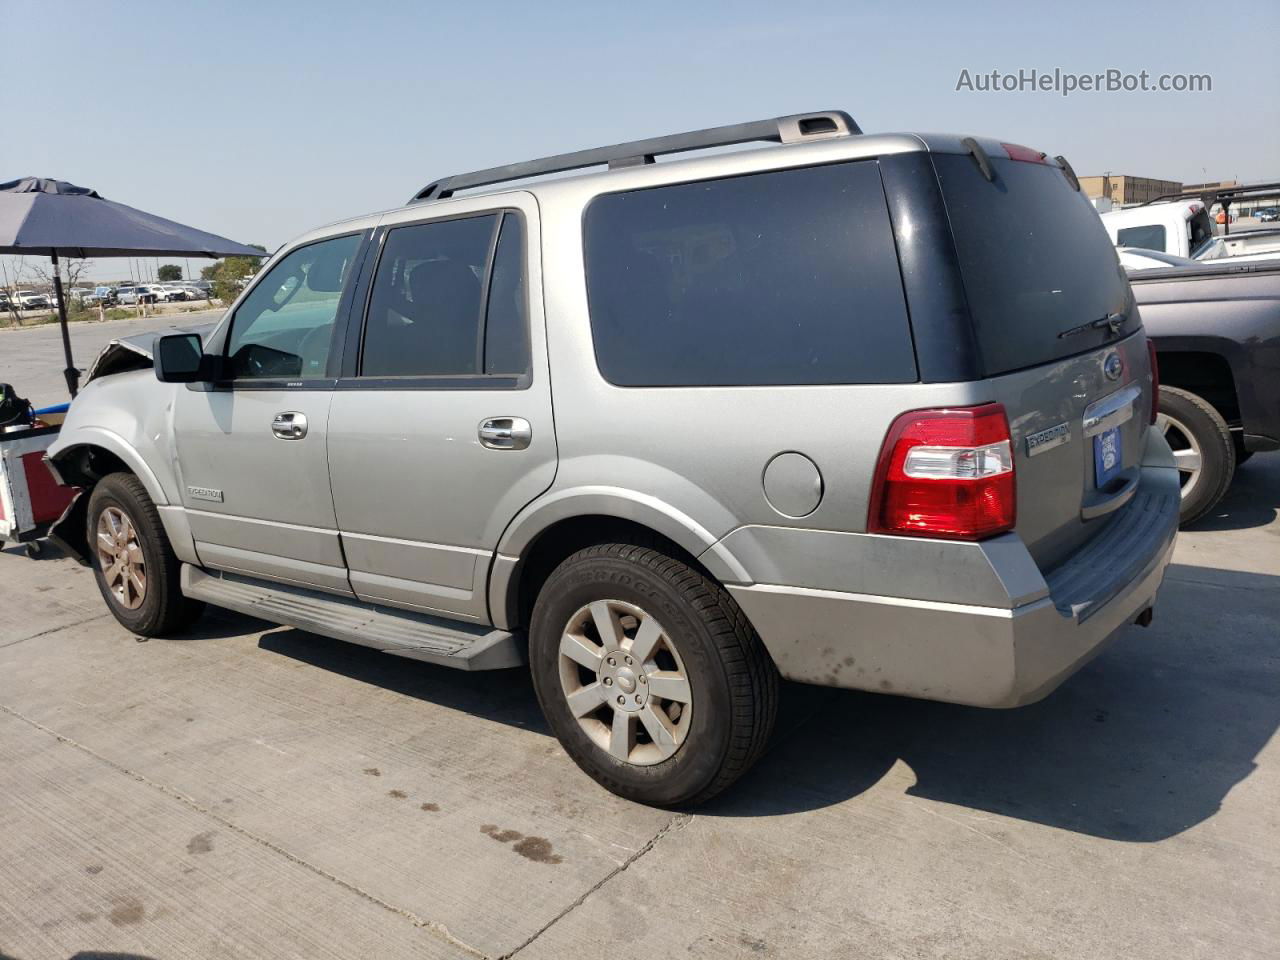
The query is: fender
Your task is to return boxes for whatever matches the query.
[48,426,170,506]
[486,485,753,630]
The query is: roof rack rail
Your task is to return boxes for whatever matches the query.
[1142,179,1280,235]
[408,110,861,203]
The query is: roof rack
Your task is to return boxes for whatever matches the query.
[408,110,861,203]
[1142,179,1280,235]
[1143,179,1280,207]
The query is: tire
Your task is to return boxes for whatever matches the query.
[86,473,204,636]
[1157,386,1235,526]
[529,542,778,807]
[1232,434,1254,466]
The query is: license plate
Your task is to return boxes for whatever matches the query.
[1093,426,1122,488]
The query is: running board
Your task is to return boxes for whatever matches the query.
[180,565,524,671]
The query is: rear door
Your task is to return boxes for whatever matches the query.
[326,193,555,622]
[932,150,1153,567]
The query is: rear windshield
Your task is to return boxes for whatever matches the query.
[1116,223,1167,251]
[1189,209,1214,256]
[934,154,1135,376]
[583,161,916,386]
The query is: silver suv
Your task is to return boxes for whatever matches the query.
[48,111,1179,805]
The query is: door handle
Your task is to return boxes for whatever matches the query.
[272,411,308,440]
[478,417,532,450]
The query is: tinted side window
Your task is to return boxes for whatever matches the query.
[483,214,528,375]
[583,161,916,386]
[361,215,496,377]
[226,233,361,380]
[1116,223,1167,251]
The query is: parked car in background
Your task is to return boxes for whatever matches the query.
[116,285,160,305]
[1129,259,1280,523]
[92,286,118,305]
[182,282,210,300]
[48,112,1178,806]
[1102,200,1280,265]
[159,283,190,301]
[1258,208,1279,223]
[1100,201,1216,259]
[13,291,50,310]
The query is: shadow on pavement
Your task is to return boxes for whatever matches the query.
[254,562,1278,843]
[1186,451,1279,532]
[709,562,1280,840]
[258,628,549,735]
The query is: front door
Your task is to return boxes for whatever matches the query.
[326,198,555,621]
[173,232,364,595]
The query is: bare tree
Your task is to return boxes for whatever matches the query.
[25,256,95,301]
[0,257,25,326]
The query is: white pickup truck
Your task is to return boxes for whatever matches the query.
[1101,199,1280,264]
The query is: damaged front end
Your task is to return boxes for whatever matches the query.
[81,320,217,386]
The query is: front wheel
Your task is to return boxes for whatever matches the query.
[87,473,204,636]
[1157,386,1235,526]
[529,542,778,807]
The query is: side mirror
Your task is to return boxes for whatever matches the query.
[154,333,208,383]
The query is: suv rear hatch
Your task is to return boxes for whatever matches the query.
[932,146,1153,569]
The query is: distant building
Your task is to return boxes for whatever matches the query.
[1180,179,1240,194]
[1078,174,1182,206]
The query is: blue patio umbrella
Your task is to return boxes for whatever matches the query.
[0,176,265,396]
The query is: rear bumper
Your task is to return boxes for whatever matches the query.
[723,463,1180,708]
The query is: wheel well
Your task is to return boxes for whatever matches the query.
[45,446,135,566]
[1156,351,1240,426]
[52,444,132,489]
[506,515,711,631]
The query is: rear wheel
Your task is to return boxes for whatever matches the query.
[1157,386,1235,526]
[87,473,204,636]
[529,542,778,807]
[1232,434,1254,466]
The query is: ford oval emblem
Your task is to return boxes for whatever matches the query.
[1103,352,1123,381]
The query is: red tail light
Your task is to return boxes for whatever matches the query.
[868,403,1016,540]
[1147,340,1159,424]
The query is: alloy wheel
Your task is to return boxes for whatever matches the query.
[1156,412,1203,503]
[96,506,147,610]
[558,599,693,766]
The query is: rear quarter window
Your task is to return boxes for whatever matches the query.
[583,161,916,386]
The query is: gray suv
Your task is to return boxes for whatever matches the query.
[48,111,1179,805]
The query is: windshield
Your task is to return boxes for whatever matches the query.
[934,153,1136,376]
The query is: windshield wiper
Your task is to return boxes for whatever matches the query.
[1058,312,1127,339]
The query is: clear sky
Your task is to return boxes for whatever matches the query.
[3,0,1277,282]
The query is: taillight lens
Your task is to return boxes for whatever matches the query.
[1147,339,1159,424]
[868,403,1016,540]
